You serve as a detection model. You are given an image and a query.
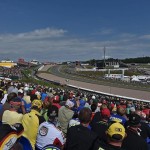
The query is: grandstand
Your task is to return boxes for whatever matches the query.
[0,60,17,68]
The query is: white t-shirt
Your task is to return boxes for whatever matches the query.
[1,94,8,104]
[68,118,80,128]
[36,122,65,149]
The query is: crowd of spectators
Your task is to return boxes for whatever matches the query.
[0,67,23,80]
[0,78,150,150]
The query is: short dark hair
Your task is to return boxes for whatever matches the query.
[7,92,17,103]
[117,107,126,116]
[91,103,97,112]
[129,113,141,127]
[31,105,40,111]
[108,134,123,142]
[47,105,58,119]
[79,107,92,124]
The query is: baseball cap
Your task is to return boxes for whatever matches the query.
[106,122,126,140]
[18,89,23,94]
[65,99,74,108]
[92,95,96,99]
[130,107,135,112]
[135,111,146,120]
[128,114,141,126]
[101,108,110,118]
[32,99,43,109]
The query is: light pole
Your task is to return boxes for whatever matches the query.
[103,46,106,68]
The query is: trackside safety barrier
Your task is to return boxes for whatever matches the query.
[67,84,150,103]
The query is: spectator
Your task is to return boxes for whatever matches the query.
[135,111,150,147]
[22,99,45,150]
[18,89,26,114]
[58,99,74,136]
[91,108,110,142]
[65,107,100,150]
[0,123,24,150]
[36,105,65,150]
[7,82,14,94]
[122,114,148,150]
[2,97,23,125]
[0,92,17,122]
[98,122,126,150]
[23,94,32,113]
[110,107,127,125]
[11,84,18,95]
[91,103,97,120]
[41,96,52,121]
[142,105,150,120]
[90,104,107,127]
[41,89,48,101]
[52,94,61,109]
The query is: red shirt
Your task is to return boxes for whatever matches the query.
[142,109,150,116]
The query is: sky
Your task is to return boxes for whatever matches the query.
[0,0,150,62]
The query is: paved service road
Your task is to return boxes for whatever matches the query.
[37,70,150,101]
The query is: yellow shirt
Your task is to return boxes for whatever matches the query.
[2,110,23,125]
[22,109,41,150]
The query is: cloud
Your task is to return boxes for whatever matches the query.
[119,33,136,38]
[139,34,150,40]
[100,29,114,35]
[0,27,67,41]
[0,28,149,62]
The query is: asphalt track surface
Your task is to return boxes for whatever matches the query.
[37,65,150,101]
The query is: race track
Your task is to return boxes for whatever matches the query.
[37,65,150,101]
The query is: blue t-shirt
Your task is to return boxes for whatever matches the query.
[18,98,31,113]
[41,92,48,101]
[71,99,86,112]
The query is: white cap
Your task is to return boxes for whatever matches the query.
[35,91,40,95]
[24,86,29,91]
[18,89,23,93]
[92,95,96,99]
[130,107,135,112]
